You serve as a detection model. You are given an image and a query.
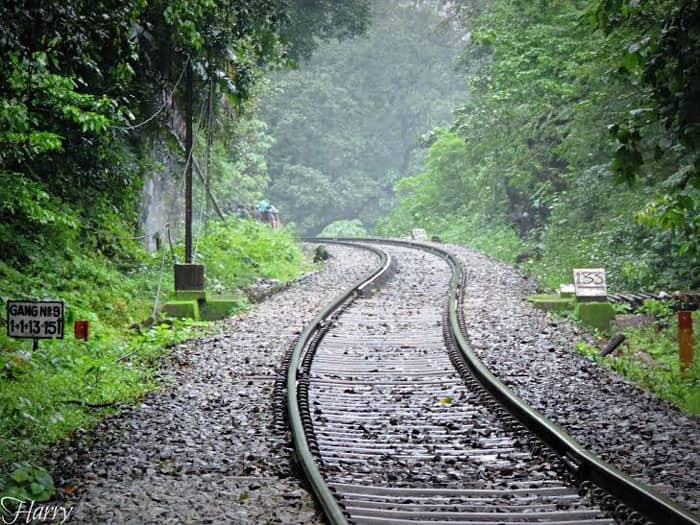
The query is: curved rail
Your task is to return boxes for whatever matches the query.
[287,240,392,524]
[290,237,700,525]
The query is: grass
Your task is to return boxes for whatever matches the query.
[572,307,700,415]
[0,217,309,499]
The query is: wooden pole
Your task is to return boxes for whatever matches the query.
[679,311,693,374]
[185,60,193,263]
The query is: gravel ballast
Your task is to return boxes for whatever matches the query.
[49,243,378,524]
[443,243,700,514]
[309,244,611,522]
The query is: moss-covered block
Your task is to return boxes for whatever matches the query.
[527,294,575,313]
[162,300,200,320]
[172,290,206,301]
[575,301,615,332]
[200,296,244,321]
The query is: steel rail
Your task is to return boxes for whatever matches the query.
[287,240,392,525]
[315,237,699,525]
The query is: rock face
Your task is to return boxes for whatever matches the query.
[49,244,379,524]
[140,132,184,252]
[443,242,700,514]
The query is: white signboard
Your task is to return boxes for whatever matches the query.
[573,269,607,300]
[411,228,427,241]
[7,300,64,339]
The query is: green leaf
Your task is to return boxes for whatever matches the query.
[10,469,29,483]
[438,396,453,405]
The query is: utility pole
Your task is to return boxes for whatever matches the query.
[185,59,194,263]
[173,57,205,303]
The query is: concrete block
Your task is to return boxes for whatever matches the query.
[559,284,575,298]
[527,294,575,313]
[162,300,199,320]
[575,301,615,332]
[172,290,206,301]
[200,297,244,321]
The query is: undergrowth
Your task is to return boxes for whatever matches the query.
[573,307,700,415]
[0,217,307,499]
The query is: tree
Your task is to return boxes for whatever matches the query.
[591,0,700,256]
[0,0,370,264]
[261,0,465,233]
[382,0,699,288]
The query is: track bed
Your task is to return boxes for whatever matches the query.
[302,244,613,524]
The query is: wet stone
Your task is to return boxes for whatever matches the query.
[443,242,700,514]
[308,245,608,522]
[47,244,378,524]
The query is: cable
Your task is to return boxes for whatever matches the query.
[151,243,168,319]
[81,221,170,242]
[166,223,176,264]
[111,57,190,132]
[193,188,207,260]
[193,79,215,261]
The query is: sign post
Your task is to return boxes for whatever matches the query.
[6,300,64,349]
[572,269,614,331]
[411,228,427,241]
[679,311,693,375]
[573,268,607,302]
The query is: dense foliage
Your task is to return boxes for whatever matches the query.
[260,1,464,233]
[0,0,370,268]
[381,0,700,291]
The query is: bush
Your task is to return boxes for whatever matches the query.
[193,217,308,291]
[319,219,369,238]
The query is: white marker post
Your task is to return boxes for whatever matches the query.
[7,300,64,350]
[411,228,427,241]
[573,269,607,302]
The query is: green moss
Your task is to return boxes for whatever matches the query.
[162,300,200,320]
[199,296,248,321]
[528,294,575,313]
[575,301,615,332]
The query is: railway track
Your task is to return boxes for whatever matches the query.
[282,239,699,525]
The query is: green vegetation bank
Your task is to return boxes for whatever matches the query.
[380,0,699,292]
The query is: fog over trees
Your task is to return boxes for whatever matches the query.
[261,1,465,234]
